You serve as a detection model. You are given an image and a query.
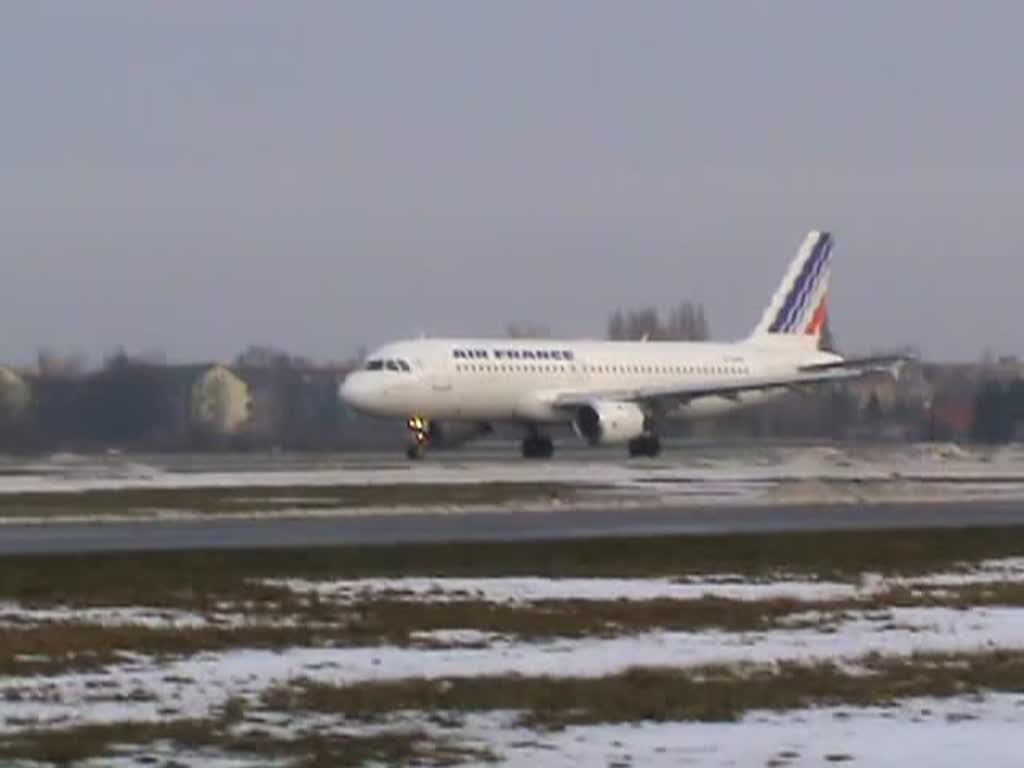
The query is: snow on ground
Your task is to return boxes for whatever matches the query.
[4,559,1024,764]
[3,604,1024,734]
[34,694,1024,768]
[3,561,1024,733]
[262,557,1024,605]
[6,557,1020,635]
[0,604,225,629]
[262,575,863,604]
[873,556,1024,589]
[475,694,1024,768]
[4,445,1024,510]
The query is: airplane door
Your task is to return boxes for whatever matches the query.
[430,365,452,391]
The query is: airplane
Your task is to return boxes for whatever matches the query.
[340,231,904,459]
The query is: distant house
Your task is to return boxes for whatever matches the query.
[990,355,1024,384]
[921,363,983,401]
[850,370,899,412]
[893,362,934,409]
[926,394,974,440]
[0,366,31,421]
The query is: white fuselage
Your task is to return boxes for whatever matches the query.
[340,337,839,425]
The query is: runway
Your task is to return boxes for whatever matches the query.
[3,500,1024,555]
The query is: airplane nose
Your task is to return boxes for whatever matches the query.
[340,372,377,412]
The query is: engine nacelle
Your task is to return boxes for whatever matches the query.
[425,420,492,448]
[573,401,646,445]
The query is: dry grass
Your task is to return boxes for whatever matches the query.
[1,526,1023,676]
[0,481,574,518]
[0,719,218,766]
[11,582,1024,677]
[0,594,843,676]
[4,526,1024,610]
[0,622,329,676]
[0,719,494,767]
[6,567,1024,676]
[264,649,1024,728]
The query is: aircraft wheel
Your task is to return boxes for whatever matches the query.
[628,435,662,458]
[522,436,555,460]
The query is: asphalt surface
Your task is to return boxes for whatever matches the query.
[2,500,1024,555]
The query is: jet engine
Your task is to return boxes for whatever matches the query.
[572,401,647,445]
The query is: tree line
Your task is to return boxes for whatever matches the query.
[971,380,1024,444]
[607,302,711,341]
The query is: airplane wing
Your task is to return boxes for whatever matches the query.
[550,356,907,410]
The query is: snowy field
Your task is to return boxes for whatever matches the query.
[3,443,1024,520]
[2,558,1024,765]
[460,697,1024,768]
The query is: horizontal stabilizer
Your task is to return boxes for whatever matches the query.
[798,353,911,374]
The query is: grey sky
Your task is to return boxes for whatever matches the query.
[1,2,1020,365]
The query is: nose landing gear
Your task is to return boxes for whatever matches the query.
[405,416,430,460]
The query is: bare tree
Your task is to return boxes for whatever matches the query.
[625,308,661,340]
[607,309,626,340]
[694,303,709,341]
[235,345,313,370]
[666,301,710,341]
[819,315,837,352]
[608,302,711,341]
[504,322,552,339]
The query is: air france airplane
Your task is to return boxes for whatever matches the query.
[341,231,901,459]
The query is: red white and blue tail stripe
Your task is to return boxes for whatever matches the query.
[751,231,833,342]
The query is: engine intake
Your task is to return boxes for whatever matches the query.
[573,401,646,445]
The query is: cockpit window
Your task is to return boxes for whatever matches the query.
[365,357,412,373]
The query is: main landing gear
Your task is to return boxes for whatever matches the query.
[628,434,662,458]
[521,433,555,460]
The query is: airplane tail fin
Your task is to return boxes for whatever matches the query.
[749,230,833,347]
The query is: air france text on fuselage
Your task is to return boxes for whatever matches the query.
[452,348,576,361]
